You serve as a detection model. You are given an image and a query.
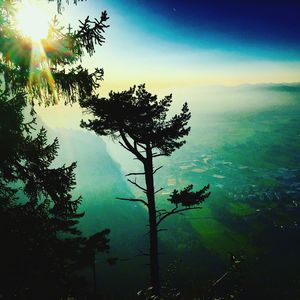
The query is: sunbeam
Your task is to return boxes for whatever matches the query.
[14,0,58,102]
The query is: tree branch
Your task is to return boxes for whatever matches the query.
[116,197,148,207]
[156,206,202,226]
[154,188,163,194]
[119,141,130,151]
[153,153,164,158]
[156,209,167,218]
[120,131,145,162]
[136,142,146,151]
[126,171,145,177]
[127,178,147,193]
[156,209,167,213]
[153,166,163,174]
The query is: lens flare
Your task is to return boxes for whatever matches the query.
[29,43,57,102]
[14,0,58,102]
[15,0,50,42]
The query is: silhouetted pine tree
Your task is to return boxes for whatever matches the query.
[80,84,211,297]
[0,90,85,299]
[0,1,111,298]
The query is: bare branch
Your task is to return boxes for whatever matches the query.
[116,197,148,207]
[127,178,147,193]
[156,206,202,226]
[119,141,130,151]
[156,206,176,226]
[126,171,145,177]
[120,131,145,162]
[156,209,167,218]
[153,166,163,174]
[154,188,164,194]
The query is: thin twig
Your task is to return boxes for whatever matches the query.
[126,171,145,177]
[154,188,164,194]
[153,166,163,174]
[127,178,147,193]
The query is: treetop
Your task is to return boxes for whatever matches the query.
[80,84,191,157]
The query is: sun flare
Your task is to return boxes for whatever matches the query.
[15,0,50,42]
[14,1,58,102]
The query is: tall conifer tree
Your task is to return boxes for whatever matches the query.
[80,84,210,297]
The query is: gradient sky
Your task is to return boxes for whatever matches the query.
[43,0,300,91]
[36,0,300,127]
[77,0,300,91]
[105,0,300,51]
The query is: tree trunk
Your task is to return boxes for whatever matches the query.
[144,146,160,297]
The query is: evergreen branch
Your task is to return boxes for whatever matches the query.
[76,12,109,56]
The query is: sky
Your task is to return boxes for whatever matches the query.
[35,0,300,128]
[83,0,300,90]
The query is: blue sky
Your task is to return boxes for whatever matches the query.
[72,0,300,91]
[104,0,300,54]
[38,0,300,90]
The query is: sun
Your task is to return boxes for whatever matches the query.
[15,0,50,42]
[14,0,58,102]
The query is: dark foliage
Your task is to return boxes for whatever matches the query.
[168,184,210,207]
[80,84,191,157]
[0,90,85,299]
[0,0,111,298]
